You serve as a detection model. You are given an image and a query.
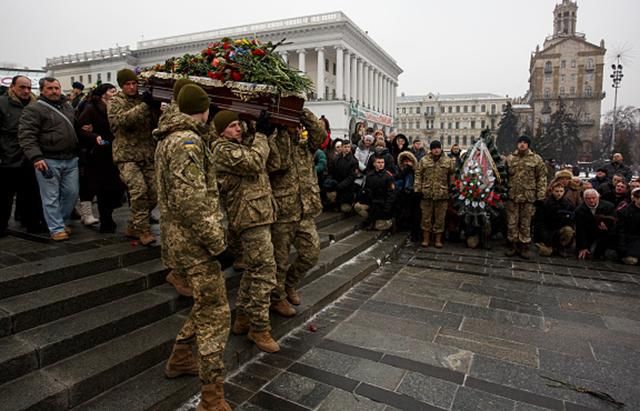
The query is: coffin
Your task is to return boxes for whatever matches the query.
[138,71,305,128]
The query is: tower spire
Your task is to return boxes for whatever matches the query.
[553,0,578,38]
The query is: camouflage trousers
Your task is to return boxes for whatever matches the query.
[506,201,536,244]
[420,199,448,234]
[117,161,156,233]
[235,225,277,332]
[175,260,230,384]
[271,217,320,302]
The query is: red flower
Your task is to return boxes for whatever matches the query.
[223,42,231,50]
[207,71,215,79]
[230,71,242,81]
[251,48,266,56]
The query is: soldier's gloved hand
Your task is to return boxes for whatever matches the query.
[255,110,275,136]
[213,248,234,267]
[141,91,161,110]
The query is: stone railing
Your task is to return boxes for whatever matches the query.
[46,46,131,66]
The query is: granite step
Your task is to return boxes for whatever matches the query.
[317,215,363,242]
[74,233,406,411]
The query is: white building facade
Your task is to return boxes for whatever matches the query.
[396,93,510,150]
[45,12,402,139]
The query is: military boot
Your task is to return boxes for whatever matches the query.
[196,382,232,411]
[270,299,296,317]
[232,312,250,335]
[248,329,280,353]
[166,271,193,297]
[504,241,518,257]
[421,230,430,248]
[519,243,531,260]
[286,287,301,305]
[434,233,443,248]
[139,231,156,246]
[164,343,198,378]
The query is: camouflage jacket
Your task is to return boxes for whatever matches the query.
[154,110,226,269]
[211,132,276,232]
[414,154,455,200]
[267,109,326,223]
[506,149,547,203]
[108,91,157,163]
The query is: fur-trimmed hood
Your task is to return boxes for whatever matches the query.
[398,150,417,167]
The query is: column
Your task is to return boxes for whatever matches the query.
[280,51,288,64]
[344,50,351,101]
[335,46,344,100]
[363,62,369,108]
[372,69,378,112]
[316,47,325,100]
[357,58,363,105]
[385,78,390,114]
[381,75,387,114]
[378,74,383,112]
[368,66,374,109]
[297,49,306,73]
[392,82,397,120]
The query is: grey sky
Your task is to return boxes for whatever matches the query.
[1,0,638,113]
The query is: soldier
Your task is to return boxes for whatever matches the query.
[414,140,455,248]
[155,84,231,411]
[211,110,279,353]
[504,135,547,259]
[267,109,326,315]
[108,69,160,245]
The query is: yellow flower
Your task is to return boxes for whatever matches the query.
[235,39,243,45]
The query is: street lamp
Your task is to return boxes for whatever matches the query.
[610,55,623,155]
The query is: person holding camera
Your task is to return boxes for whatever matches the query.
[108,68,160,245]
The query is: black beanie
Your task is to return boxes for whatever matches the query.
[430,140,442,150]
[116,69,137,87]
[213,110,240,134]
[177,84,210,115]
[173,78,195,99]
[517,135,532,146]
[72,81,85,91]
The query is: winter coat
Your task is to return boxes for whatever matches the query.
[589,176,608,191]
[108,91,157,163]
[154,110,225,269]
[575,200,616,251]
[328,153,358,204]
[396,151,417,192]
[411,147,426,162]
[360,168,396,214]
[354,141,373,172]
[76,101,125,193]
[604,162,632,182]
[18,96,78,163]
[535,196,574,244]
[366,146,397,175]
[414,154,455,200]
[0,89,35,167]
[616,203,640,258]
[506,149,547,203]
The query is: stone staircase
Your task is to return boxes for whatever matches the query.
[0,211,405,410]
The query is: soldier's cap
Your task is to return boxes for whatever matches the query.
[177,84,210,115]
[430,140,442,150]
[173,78,195,98]
[213,110,240,134]
[555,169,573,180]
[516,135,532,146]
[116,69,138,87]
[72,81,84,91]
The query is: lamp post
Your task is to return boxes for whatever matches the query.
[610,55,623,155]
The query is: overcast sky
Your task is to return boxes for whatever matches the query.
[1,0,638,113]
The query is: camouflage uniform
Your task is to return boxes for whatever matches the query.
[268,110,325,302]
[211,131,277,332]
[414,154,455,233]
[505,148,547,244]
[108,91,157,234]
[154,111,229,384]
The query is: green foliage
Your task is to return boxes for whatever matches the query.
[538,98,580,164]
[496,101,519,154]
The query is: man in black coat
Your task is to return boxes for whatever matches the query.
[617,187,640,265]
[354,155,396,230]
[576,188,616,260]
[605,153,632,183]
[325,140,358,212]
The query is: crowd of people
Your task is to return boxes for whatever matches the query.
[1,71,639,410]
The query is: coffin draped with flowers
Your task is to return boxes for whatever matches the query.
[138,38,314,128]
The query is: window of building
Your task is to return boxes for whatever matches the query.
[462,136,467,145]
[560,87,565,96]
[448,122,452,129]
[471,105,476,113]
[586,72,593,81]
[79,75,83,83]
[416,107,421,114]
[70,76,75,83]
[107,72,111,82]
[463,105,468,113]
[440,122,444,129]
[481,120,486,129]
[470,120,476,129]
[447,135,452,145]
[415,122,420,129]
[544,61,552,73]
[585,86,592,97]
[490,119,496,130]
[561,60,566,68]
[409,107,413,114]
[586,58,594,71]
[455,106,460,113]
[542,114,550,124]
[325,59,329,72]
[332,63,336,75]
[571,60,576,68]
[448,106,452,113]
[455,121,460,129]
[331,88,336,100]
[491,104,496,114]
[571,73,576,81]
[325,86,329,99]
[97,73,102,83]
[544,88,551,99]
[88,74,92,84]
[570,86,575,95]
[481,104,486,112]
[455,135,459,144]
[402,107,406,113]
[441,106,445,113]
[561,74,565,82]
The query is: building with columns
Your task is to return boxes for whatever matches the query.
[45,12,402,138]
[527,0,605,161]
[396,92,510,151]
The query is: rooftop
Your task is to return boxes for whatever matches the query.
[398,93,507,103]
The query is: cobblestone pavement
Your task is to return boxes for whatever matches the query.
[201,242,640,411]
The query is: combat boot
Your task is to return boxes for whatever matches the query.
[139,231,156,246]
[504,241,518,257]
[421,230,430,248]
[622,256,638,265]
[166,271,193,297]
[248,329,280,353]
[286,287,301,305]
[270,299,296,317]
[519,243,531,260]
[164,343,198,378]
[434,233,443,248]
[232,312,250,335]
[196,382,232,411]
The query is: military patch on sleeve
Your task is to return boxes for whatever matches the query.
[231,149,243,160]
